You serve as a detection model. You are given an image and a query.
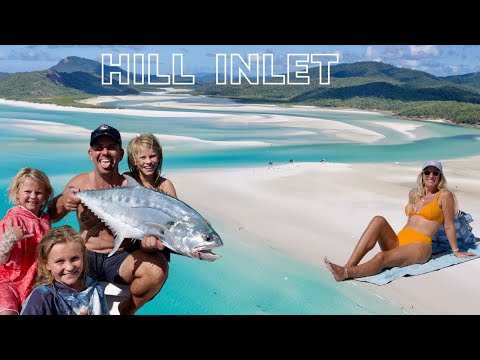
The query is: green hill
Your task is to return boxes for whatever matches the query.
[50,56,102,73]
[330,61,441,86]
[0,56,140,102]
[3,58,480,125]
[193,61,480,125]
[0,56,194,104]
[0,71,83,98]
[291,82,480,103]
[442,72,480,89]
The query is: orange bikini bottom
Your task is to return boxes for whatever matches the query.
[397,228,432,247]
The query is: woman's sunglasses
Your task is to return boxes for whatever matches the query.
[423,170,441,176]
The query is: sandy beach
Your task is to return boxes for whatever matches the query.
[78,92,381,115]
[1,94,480,314]
[169,159,480,315]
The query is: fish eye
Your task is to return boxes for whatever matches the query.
[205,235,212,242]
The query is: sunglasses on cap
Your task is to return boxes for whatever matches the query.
[423,170,441,176]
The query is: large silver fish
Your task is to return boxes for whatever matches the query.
[75,175,223,261]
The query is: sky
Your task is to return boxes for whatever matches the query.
[0,45,479,77]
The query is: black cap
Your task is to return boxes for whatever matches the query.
[90,124,122,146]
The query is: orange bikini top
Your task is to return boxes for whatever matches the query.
[406,191,443,223]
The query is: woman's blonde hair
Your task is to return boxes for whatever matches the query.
[127,133,164,184]
[7,167,53,213]
[407,168,459,216]
[35,225,88,287]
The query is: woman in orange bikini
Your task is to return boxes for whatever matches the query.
[324,160,476,281]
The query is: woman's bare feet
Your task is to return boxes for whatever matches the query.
[324,257,348,281]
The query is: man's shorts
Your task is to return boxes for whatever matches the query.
[87,241,170,284]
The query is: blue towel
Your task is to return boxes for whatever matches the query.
[355,243,480,285]
[432,212,476,253]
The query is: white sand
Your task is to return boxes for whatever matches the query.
[9,119,92,139]
[0,98,222,118]
[170,159,480,315]
[81,95,386,143]
[150,133,270,149]
[119,99,383,117]
[5,119,271,149]
[370,121,422,139]
[80,89,380,116]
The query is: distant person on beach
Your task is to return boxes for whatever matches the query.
[124,133,177,197]
[324,160,476,281]
[0,167,53,315]
[48,124,169,315]
[21,225,109,315]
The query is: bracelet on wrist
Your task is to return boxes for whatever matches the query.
[452,248,459,253]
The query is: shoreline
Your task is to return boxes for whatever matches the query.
[1,94,473,129]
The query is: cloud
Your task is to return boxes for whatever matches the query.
[364,46,382,61]
[338,49,363,63]
[398,59,421,68]
[364,45,407,62]
[409,45,440,57]
[9,48,59,61]
[397,58,477,77]
[382,46,406,59]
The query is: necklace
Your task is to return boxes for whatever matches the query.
[421,192,437,201]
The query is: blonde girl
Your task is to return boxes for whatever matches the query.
[126,133,177,197]
[0,167,53,315]
[21,225,109,315]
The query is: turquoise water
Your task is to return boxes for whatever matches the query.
[1,94,479,314]
[1,99,480,170]
[138,220,407,315]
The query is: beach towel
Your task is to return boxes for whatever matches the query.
[355,212,479,285]
[355,244,480,285]
[431,211,476,254]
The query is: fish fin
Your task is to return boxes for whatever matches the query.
[123,174,141,187]
[143,221,176,252]
[144,221,168,234]
[107,232,125,257]
[144,221,170,247]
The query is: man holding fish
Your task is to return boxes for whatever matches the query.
[49,124,169,315]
